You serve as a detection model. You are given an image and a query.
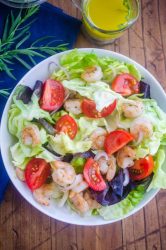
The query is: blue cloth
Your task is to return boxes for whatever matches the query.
[0,2,81,202]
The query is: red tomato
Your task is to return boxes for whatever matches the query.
[129,155,154,181]
[56,114,78,139]
[111,73,140,96]
[39,79,65,111]
[104,130,134,155]
[83,158,107,191]
[81,99,117,118]
[25,158,51,191]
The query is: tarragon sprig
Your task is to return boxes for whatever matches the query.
[0,6,67,96]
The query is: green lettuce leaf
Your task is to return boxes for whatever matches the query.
[51,50,141,82]
[47,115,107,155]
[135,99,166,158]
[10,126,47,169]
[8,104,28,137]
[8,90,53,138]
[48,133,92,155]
[10,142,43,169]
[62,78,122,112]
[98,185,145,220]
[147,148,166,190]
[36,150,58,162]
[13,93,53,123]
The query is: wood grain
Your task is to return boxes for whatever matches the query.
[0,0,166,250]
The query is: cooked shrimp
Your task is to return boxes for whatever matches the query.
[63,174,88,193]
[15,167,25,181]
[33,182,56,206]
[69,191,89,213]
[98,157,109,175]
[130,117,153,143]
[21,125,40,146]
[97,155,116,181]
[64,99,82,115]
[106,155,117,181]
[121,101,144,118]
[117,146,136,169]
[84,191,101,209]
[52,161,76,187]
[81,66,103,83]
[90,128,107,150]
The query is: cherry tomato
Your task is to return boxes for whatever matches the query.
[104,130,134,155]
[129,155,154,181]
[83,158,107,191]
[56,114,78,140]
[111,73,140,96]
[25,158,51,191]
[81,99,117,118]
[39,79,65,111]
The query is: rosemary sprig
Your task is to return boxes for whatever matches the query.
[0,6,68,96]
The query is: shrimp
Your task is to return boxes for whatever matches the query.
[64,99,82,115]
[90,128,107,150]
[33,182,56,206]
[130,117,153,143]
[21,125,40,146]
[117,146,136,169]
[106,155,117,181]
[84,191,101,209]
[121,101,144,118]
[97,155,116,181]
[69,191,89,213]
[52,161,76,187]
[15,167,25,181]
[81,66,103,83]
[63,174,88,193]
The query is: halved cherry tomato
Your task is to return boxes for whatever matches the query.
[25,158,51,191]
[81,99,117,118]
[83,158,107,191]
[104,130,134,155]
[129,155,154,181]
[56,114,78,139]
[111,73,140,96]
[39,79,65,111]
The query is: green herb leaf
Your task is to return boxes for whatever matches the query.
[0,5,67,89]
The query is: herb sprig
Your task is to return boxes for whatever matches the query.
[0,6,67,96]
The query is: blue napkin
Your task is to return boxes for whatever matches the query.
[0,2,81,202]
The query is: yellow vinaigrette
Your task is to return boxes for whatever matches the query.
[82,0,133,42]
[86,0,129,31]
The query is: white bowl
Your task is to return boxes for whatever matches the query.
[1,48,166,226]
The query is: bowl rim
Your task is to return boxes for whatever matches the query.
[1,48,165,226]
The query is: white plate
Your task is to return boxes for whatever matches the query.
[1,48,166,226]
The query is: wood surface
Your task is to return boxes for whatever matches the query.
[0,0,166,249]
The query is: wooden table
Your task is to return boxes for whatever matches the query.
[0,0,166,249]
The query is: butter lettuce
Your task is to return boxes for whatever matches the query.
[10,127,47,169]
[147,148,166,190]
[36,150,58,162]
[135,99,166,158]
[48,116,106,155]
[62,79,121,112]
[13,93,53,123]
[51,49,141,82]
[48,133,92,155]
[8,91,53,138]
[10,143,43,169]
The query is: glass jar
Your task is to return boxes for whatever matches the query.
[72,0,140,45]
[0,0,46,8]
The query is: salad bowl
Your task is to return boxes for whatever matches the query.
[0,48,166,226]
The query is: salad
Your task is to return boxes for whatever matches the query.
[8,50,166,220]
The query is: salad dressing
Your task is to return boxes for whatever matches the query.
[86,0,130,31]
